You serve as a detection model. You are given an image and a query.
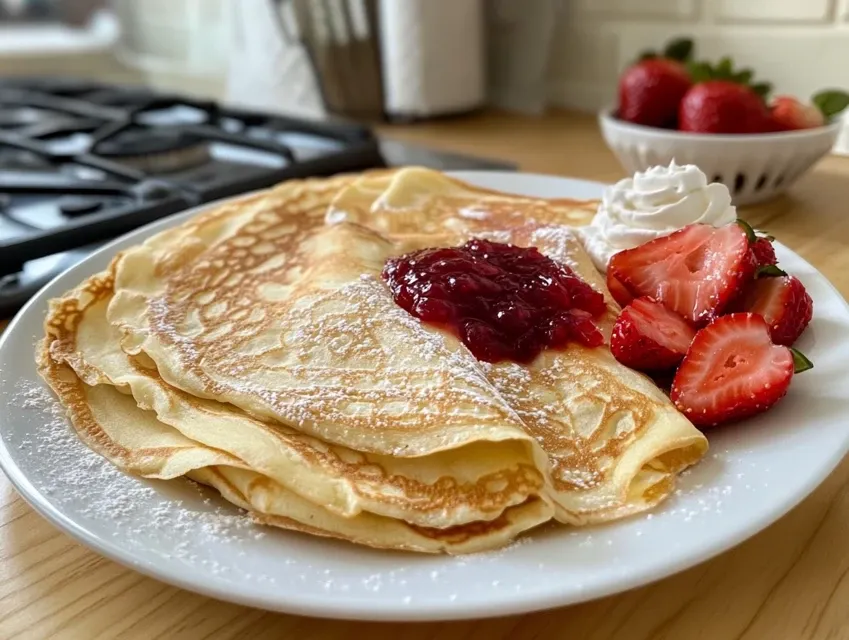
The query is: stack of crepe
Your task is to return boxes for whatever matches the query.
[38,167,708,554]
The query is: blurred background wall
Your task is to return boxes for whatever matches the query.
[549,0,849,151]
[550,0,849,111]
[0,0,846,148]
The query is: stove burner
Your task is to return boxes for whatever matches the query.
[0,77,103,97]
[0,107,50,129]
[82,88,158,107]
[0,147,52,170]
[132,179,178,201]
[0,273,18,289]
[58,197,103,217]
[96,129,211,173]
[0,76,390,316]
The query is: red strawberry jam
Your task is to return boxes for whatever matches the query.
[382,238,606,363]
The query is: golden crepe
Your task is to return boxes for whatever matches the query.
[37,346,550,554]
[38,167,709,553]
[38,185,552,551]
[47,270,546,529]
[327,168,708,522]
[324,166,600,236]
[109,179,537,458]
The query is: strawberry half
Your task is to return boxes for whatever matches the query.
[611,297,696,371]
[671,313,810,427]
[737,275,813,346]
[737,219,778,269]
[607,271,635,307]
[608,223,755,326]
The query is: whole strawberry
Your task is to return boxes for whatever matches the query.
[771,96,824,130]
[679,81,774,134]
[736,219,779,268]
[750,237,778,267]
[617,37,694,128]
[619,59,692,128]
[770,90,849,131]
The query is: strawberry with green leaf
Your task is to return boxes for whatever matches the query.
[617,37,694,128]
[678,57,777,134]
[770,90,849,131]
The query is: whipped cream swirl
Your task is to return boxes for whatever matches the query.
[581,162,737,272]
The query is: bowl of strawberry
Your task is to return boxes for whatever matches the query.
[599,38,849,205]
[607,219,814,428]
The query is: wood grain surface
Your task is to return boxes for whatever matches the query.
[3,110,849,639]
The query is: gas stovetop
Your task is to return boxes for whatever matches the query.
[0,77,513,317]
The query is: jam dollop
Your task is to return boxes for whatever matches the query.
[382,238,607,363]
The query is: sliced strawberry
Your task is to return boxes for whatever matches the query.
[649,370,676,392]
[738,275,813,346]
[608,223,755,326]
[751,237,777,268]
[607,271,635,307]
[671,313,799,427]
[611,297,696,371]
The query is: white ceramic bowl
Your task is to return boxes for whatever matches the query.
[599,109,841,205]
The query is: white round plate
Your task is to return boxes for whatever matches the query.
[1,171,848,622]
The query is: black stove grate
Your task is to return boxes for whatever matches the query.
[0,77,388,316]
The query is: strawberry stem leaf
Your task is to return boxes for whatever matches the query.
[687,61,713,83]
[638,50,658,61]
[791,348,814,374]
[756,265,787,278]
[812,90,849,120]
[686,58,773,101]
[736,219,757,244]
[664,37,694,62]
[716,57,733,79]
[750,82,773,100]
[734,68,754,84]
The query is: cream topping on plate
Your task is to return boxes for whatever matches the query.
[580,162,737,272]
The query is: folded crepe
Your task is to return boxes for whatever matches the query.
[105,169,706,524]
[46,269,546,530]
[39,167,708,553]
[324,168,709,523]
[38,180,552,553]
[37,343,550,554]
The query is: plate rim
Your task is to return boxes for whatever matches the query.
[2,170,849,621]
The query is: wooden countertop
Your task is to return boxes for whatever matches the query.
[3,110,849,639]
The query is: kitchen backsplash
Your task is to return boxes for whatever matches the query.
[546,0,849,151]
[22,0,845,149]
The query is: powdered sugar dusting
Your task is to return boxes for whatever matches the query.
[458,206,491,220]
[529,225,583,272]
[12,380,275,582]
[211,274,528,456]
[8,379,546,599]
